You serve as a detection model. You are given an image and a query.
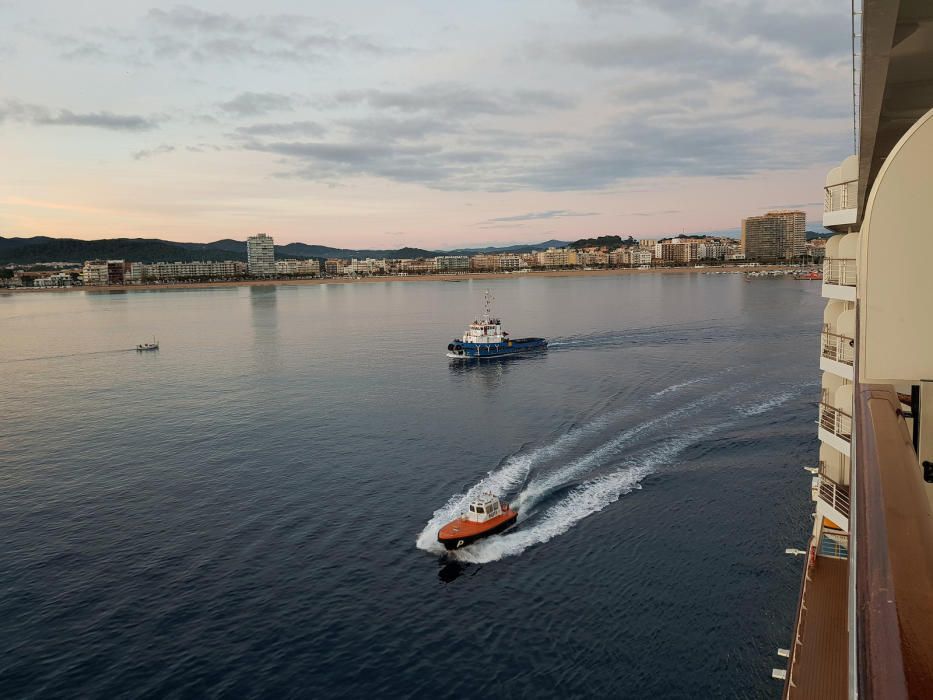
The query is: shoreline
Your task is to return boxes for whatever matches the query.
[2,265,808,294]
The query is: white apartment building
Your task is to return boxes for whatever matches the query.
[697,241,728,260]
[626,249,653,266]
[82,261,109,286]
[247,233,275,276]
[344,258,385,275]
[275,258,320,276]
[535,248,578,268]
[577,250,609,267]
[142,261,246,281]
[434,256,470,273]
[33,272,74,287]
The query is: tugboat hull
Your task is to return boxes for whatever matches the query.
[446,338,547,359]
[437,509,518,550]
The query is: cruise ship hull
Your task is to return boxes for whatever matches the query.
[447,337,547,359]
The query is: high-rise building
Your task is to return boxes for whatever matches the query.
[247,233,275,276]
[741,210,805,261]
[778,1,933,696]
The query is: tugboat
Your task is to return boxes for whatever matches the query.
[136,338,159,351]
[437,493,518,550]
[447,290,546,359]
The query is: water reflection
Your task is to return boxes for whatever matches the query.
[249,286,281,366]
[447,351,547,386]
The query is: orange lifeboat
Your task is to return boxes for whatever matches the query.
[437,494,518,550]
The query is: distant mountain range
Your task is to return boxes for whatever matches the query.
[0,235,571,265]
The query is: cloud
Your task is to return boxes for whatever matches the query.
[133,144,175,160]
[330,83,574,117]
[233,120,326,137]
[245,138,506,189]
[559,34,771,82]
[626,209,681,217]
[143,5,403,64]
[60,42,111,61]
[338,115,457,141]
[219,92,296,117]
[0,99,158,131]
[574,0,848,59]
[483,210,599,223]
[239,95,848,192]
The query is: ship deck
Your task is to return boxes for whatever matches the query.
[785,556,848,699]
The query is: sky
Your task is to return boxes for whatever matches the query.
[0,0,854,248]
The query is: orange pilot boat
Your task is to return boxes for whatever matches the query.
[437,493,518,550]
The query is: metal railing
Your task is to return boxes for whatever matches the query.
[824,179,858,212]
[823,257,857,286]
[820,401,853,442]
[855,383,933,697]
[818,472,851,519]
[782,536,815,700]
[821,328,855,365]
[818,529,849,559]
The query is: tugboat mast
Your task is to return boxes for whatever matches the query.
[483,289,493,323]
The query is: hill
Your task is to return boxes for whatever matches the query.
[567,235,636,250]
[0,236,571,265]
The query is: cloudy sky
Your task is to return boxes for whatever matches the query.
[1,1,852,248]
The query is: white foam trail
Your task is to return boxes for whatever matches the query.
[415,420,609,554]
[455,428,716,564]
[415,376,727,555]
[515,389,729,514]
[736,380,818,417]
[649,376,705,399]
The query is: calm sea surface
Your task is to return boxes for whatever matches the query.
[1,274,820,699]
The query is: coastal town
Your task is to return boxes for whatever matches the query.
[2,210,826,288]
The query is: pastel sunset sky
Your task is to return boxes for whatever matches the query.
[1,1,852,248]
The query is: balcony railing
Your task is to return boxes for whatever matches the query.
[855,384,933,698]
[821,328,855,366]
[820,402,853,443]
[823,257,857,286]
[818,472,851,520]
[818,529,849,559]
[824,179,858,212]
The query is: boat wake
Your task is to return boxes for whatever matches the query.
[417,373,809,564]
[546,320,728,351]
[455,429,716,564]
[735,380,820,417]
[416,377,725,556]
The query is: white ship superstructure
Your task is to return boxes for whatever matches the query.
[778,2,933,698]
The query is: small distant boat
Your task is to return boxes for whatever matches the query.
[795,270,823,280]
[437,493,518,550]
[447,290,547,359]
[136,338,159,351]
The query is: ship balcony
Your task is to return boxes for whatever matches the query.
[818,470,850,531]
[819,400,852,457]
[822,155,858,231]
[820,327,855,381]
[822,233,858,301]
[822,258,857,301]
[823,180,858,228]
[822,258,857,287]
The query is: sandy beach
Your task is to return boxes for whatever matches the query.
[3,264,804,294]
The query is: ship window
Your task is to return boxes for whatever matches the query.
[476,506,485,514]
[469,505,475,512]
